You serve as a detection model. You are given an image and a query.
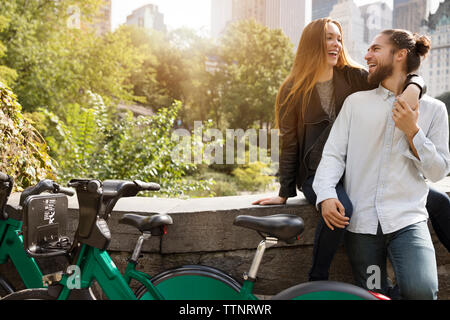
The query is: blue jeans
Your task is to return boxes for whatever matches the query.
[302,175,449,283]
[344,221,438,300]
[301,175,353,281]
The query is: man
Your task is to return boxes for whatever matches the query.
[312,29,450,300]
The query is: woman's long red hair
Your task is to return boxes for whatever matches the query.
[275,18,362,128]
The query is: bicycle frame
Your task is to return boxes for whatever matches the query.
[54,243,259,300]
[57,244,136,300]
[0,218,43,289]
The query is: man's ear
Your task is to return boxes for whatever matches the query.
[395,48,408,63]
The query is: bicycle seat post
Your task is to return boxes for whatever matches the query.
[130,232,151,264]
[245,237,278,281]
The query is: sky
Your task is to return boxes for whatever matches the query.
[111,0,445,32]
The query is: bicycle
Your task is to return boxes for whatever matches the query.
[0,172,93,298]
[2,178,389,300]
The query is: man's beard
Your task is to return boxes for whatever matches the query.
[368,58,394,86]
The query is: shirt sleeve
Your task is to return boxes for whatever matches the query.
[312,97,352,208]
[399,101,450,182]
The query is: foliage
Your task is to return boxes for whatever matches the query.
[0,82,55,190]
[232,157,275,192]
[0,0,142,113]
[0,4,294,196]
[127,21,294,131]
[127,27,185,111]
[35,96,213,197]
[0,15,17,85]
[216,19,294,129]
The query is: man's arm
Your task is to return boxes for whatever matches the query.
[394,98,450,182]
[312,98,353,230]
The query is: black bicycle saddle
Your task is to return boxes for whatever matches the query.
[233,214,304,244]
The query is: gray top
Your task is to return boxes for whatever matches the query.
[316,78,336,120]
[306,79,336,172]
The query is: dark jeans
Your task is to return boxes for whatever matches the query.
[302,175,450,282]
[302,175,353,281]
[427,187,450,252]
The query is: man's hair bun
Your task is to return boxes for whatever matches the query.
[414,33,431,57]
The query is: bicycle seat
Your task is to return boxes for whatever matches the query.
[119,213,173,233]
[233,214,304,244]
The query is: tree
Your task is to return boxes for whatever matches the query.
[216,19,294,129]
[0,81,55,190]
[35,95,213,197]
[127,27,192,111]
[0,0,142,113]
[0,15,17,85]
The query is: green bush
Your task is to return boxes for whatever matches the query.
[232,161,275,192]
[35,96,213,197]
[0,82,55,190]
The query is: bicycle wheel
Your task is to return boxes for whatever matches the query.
[2,286,97,300]
[271,281,389,300]
[0,275,15,297]
[2,288,55,300]
[136,265,246,300]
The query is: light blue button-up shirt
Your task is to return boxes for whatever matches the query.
[313,85,450,235]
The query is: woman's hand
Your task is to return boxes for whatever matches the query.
[252,196,287,205]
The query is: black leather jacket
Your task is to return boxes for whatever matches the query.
[277,66,425,198]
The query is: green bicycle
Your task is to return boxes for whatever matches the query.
[2,178,389,300]
[0,173,94,298]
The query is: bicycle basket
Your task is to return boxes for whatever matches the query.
[22,194,71,256]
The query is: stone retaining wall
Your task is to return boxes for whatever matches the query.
[2,179,449,299]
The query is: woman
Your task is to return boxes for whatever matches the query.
[253,18,450,282]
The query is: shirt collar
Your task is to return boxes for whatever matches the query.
[376,84,396,101]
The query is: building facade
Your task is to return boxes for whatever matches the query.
[66,0,112,35]
[312,0,338,20]
[393,0,430,32]
[126,4,166,33]
[266,0,311,47]
[211,0,311,48]
[211,0,233,38]
[359,1,392,44]
[329,0,367,65]
[91,0,112,35]
[420,0,450,98]
[232,0,267,25]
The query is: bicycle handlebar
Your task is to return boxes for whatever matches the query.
[55,186,75,197]
[0,173,13,220]
[68,178,160,220]
[20,180,75,206]
[133,180,160,192]
[0,172,9,182]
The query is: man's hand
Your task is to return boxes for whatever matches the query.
[392,97,420,139]
[393,97,421,159]
[320,198,349,231]
[252,196,287,206]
